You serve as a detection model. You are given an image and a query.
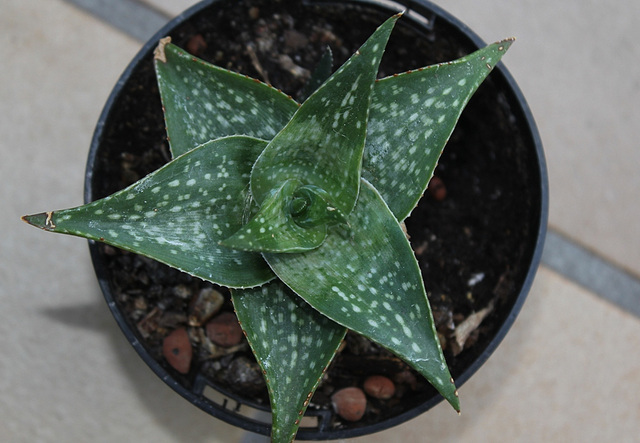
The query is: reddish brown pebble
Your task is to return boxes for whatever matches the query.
[162,327,192,374]
[427,175,447,201]
[363,375,396,400]
[331,387,367,422]
[206,312,243,347]
[186,34,207,56]
[248,6,260,20]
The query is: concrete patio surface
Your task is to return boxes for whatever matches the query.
[2,0,639,441]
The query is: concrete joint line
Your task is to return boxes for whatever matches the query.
[62,0,171,43]
[542,230,640,318]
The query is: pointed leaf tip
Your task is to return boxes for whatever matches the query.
[233,281,346,442]
[153,36,171,63]
[363,37,515,221]
[155,42,298,157]
[22,212,57,231]
[483,38,515,69]
[499,36,516,48]
[25,136,275,288]
[450,379,461,412]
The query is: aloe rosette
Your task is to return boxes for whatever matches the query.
[23,14,513,442]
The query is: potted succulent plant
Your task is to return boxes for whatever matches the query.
[23,0,547,441]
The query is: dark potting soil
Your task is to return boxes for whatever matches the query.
[90,0,539,430]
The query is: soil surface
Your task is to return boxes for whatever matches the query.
[89,0,540,433]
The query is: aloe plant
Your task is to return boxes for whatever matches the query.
[23,13,513,442]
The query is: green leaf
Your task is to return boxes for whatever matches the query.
[264,180,459,410]
[23,136,274,288]
[250,14,400,214]
[363,39,515,220]
[221,179,327,253]
[154,39,299,157]
[232,281,346,443]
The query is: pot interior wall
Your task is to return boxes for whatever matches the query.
[87,0,543,438]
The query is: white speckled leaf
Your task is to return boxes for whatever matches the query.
[24,136,274,288]
[264,180,459,410]
[232,281,346,443]
[221,179,327,253]
[155,42,299,157]
[364,39,514,221]
[250,15,400,214]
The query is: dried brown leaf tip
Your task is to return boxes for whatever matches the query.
[154,36,172,63]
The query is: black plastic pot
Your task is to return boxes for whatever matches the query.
[85,0,548,440]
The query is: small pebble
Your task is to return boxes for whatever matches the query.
[224,356,266,395]
[172,284,191,299]
[331,387,367,421]
[283,29,309,50]
[248,6,260,20]
[206,311,243,347]
[162,327,192,374]
[363,375,396,400]
[186,34,207,57]
[427,175,447,201]
[189,287,224,326]
[133,296,147,311]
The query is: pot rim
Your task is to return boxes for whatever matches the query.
[85,0,548,439]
